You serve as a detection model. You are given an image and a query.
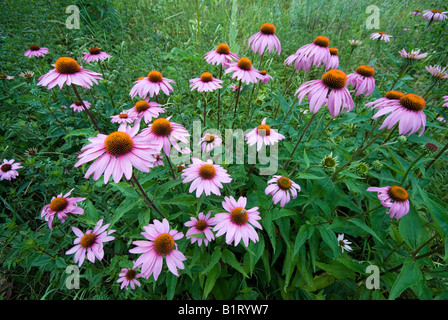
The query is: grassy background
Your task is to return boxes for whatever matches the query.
[0,0,447,300]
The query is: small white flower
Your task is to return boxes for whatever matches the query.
[337,234,353,252]
[349,40,362,47]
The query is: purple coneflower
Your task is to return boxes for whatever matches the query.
[347,65,376,97]
[184,211,217,247]
[83,47,111,63]
[41,188,85,230]
[248,23,281,55]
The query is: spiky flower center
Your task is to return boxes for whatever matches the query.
[323,156,337,168]
[260,70,267,75]
[151,118,173,136]
[135,100,150,113]
[257,124,271,136]
[237,58,252,71]
[177,165,185,172]
[125,269,136,281]
[277,177,292,190]
[49,197,69,212]
[154,233,175,255]
[385,91,404,100]
[425,142,439,152]
[204,134,215,142]
[29,45,40,51]
[200,72,213,82]
[80,233,96,248]
[432,9,442,13]
[230,207,248,226]
[216,43,230,54]
[119,113,128,119]
[400,94,425,112]
[313,36,330,48]
[138,77,145,81]
[0,74,6,79]
[199,164,216,180]
[75,100,83,106]
[104,131,134,156]
[388,186,409,202]
[260,23,276,34]
[148,70,163,83]
[1,164,11,172]
[55,57,81,74]
[196,220,207,231]
[356,65,375,77]
[89,47,101,55]
[322,69,347,89]
[378,31,386,35]
[329,48,338,56]
[338,240,346,247]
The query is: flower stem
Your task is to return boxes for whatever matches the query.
[217,64,223,130]
[203,93,208,127]
[71,84,101,132]
[401,153,426,186]
[131,173,164,219]
[163,150,176,180]
[232,79,242,129]
[44,102,68,133]
[283,112,317,170]
[97,60,115,109]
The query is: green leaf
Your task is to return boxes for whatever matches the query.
[294,225,313,256]
[318,226,340,258]
[63,128,96,139]
[348,218,384,244]
[166,272,177,300]
[161,194,197,206]
[200,247,221,275]
[110,197,140,227]
[203,263,221,299]
[389,259,423,300]
[221,249,248,278]
[399,207,430,251]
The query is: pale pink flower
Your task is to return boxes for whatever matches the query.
[83,47,111,63]
[37,57,102,89]
[181,158,232,198]
[443,96,448,108]
[265,176,301,207]
[0,159,22,181]
[248,23,281,55]
[245,117,285,152]
[117,266,143,290]
[399,48,428,60]
[189,72,223,92]
[295,69,354,117]
[370,32,392,42]
[129,70,175,99]
[110,109,137,125]
[129,218,186,281]
[230,83,242,91]
[225,57,263,85]
[213,196,262,247]
[337,234,353,252]
[74,122,159,184]
[426,65,448,79]
[41,188,85,230]
[325,48,339,70]
[204,43,239,67]
[126,99,165,124]
[259,70,273,84]
[367,186,410,219]
[150,154,165,168]
[284,36,331,71]
[372,93,426,136]
[24,45,49,58]
[411,10,422,15]
[347,65,376,97]
[422,9,448,21]
[70,100,91,112]
[199,133,222,153]
[184,211,217,247]
[366,90,404,110]
[66,219,116,267]
[140,116,190,157]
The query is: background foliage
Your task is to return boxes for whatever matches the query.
[0,0,447,300]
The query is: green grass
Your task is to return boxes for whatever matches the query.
[0,0,447,300]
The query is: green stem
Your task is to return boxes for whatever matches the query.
[131,174,164,219]
[232,79,242,129]
[98,60,115,108]
[71,84,101,132]
[401,153,426,186]
[217,64,223,130]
